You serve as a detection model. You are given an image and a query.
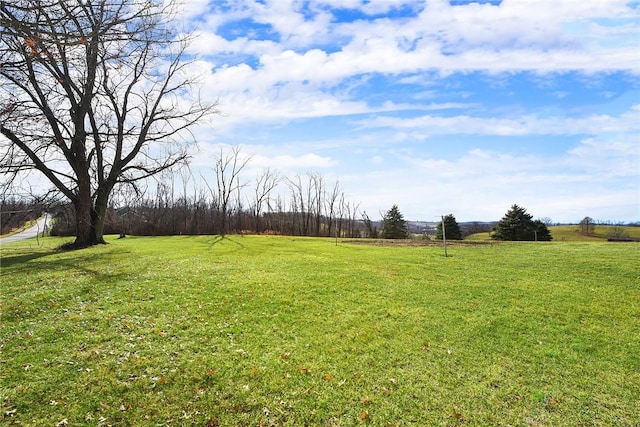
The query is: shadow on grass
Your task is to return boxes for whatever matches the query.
[205,235,248,251]
[0,249,60,269]
[1,247,133,284]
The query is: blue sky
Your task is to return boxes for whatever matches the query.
[178,0,639,222]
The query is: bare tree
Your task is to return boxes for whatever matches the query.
[324,180,341,238]
[287,174,305,235]
[361,210,378,238]
[310,172,323,236]
[538,217,553,226]
[0,0,216,247]
[344,200,360,238]
[252,168,280,234]
[579,216,595,236]
[210,146,250,235]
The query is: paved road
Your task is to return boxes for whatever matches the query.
[0,216,50,245]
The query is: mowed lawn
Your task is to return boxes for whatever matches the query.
[1,236,638,426]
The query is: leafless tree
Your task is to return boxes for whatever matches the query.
[0,0,216,247]
[310,172,324,236]
[361,210,377,238]
[538,217,553,226]
[252,167,280,234]
[325,180,341,238]
[579,216,595,236]
[287,174,305,235]
[344,200,360,238]
[210,146,250,235]
[287,172,325,236]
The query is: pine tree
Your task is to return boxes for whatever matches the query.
[381,205,409,239]
[436,214,462,240]
[532,219,553,241]
[492,204,552,241]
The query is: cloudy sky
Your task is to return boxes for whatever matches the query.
[178,0,639,223]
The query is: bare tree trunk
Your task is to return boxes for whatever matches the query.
[325,180,341,238]
[311,173,323,236]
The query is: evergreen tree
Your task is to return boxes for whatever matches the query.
[492,204,552,241]
[381,205,409,239]
[532,219,553,241]
[436,214,462,240]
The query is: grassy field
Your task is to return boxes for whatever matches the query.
[1,235,639,426]
[465,225,640,242]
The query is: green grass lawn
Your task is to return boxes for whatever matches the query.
[1,235,639,426]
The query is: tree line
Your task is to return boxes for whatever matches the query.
[378,204,553,241]
[48,163,364,239]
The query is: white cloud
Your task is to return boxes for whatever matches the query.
[566,137,640,177]
[355,105,640,136]
[250,152,337,170]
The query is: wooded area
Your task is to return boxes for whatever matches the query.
[45,169,365,238]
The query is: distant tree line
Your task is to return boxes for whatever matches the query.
[47,165,364,238]
[3,179,637,241]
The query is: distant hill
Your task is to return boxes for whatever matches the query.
[550,225,640,242]
[464,224,640,242]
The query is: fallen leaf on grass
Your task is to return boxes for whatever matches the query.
[452,407,463,421]
[324,374,334,381]
[280,352,290,359]
[546,396,559,409]
[360,396,372,404]
[359,410,370,421]
[86,349,100,361]
[204,368,217,376]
